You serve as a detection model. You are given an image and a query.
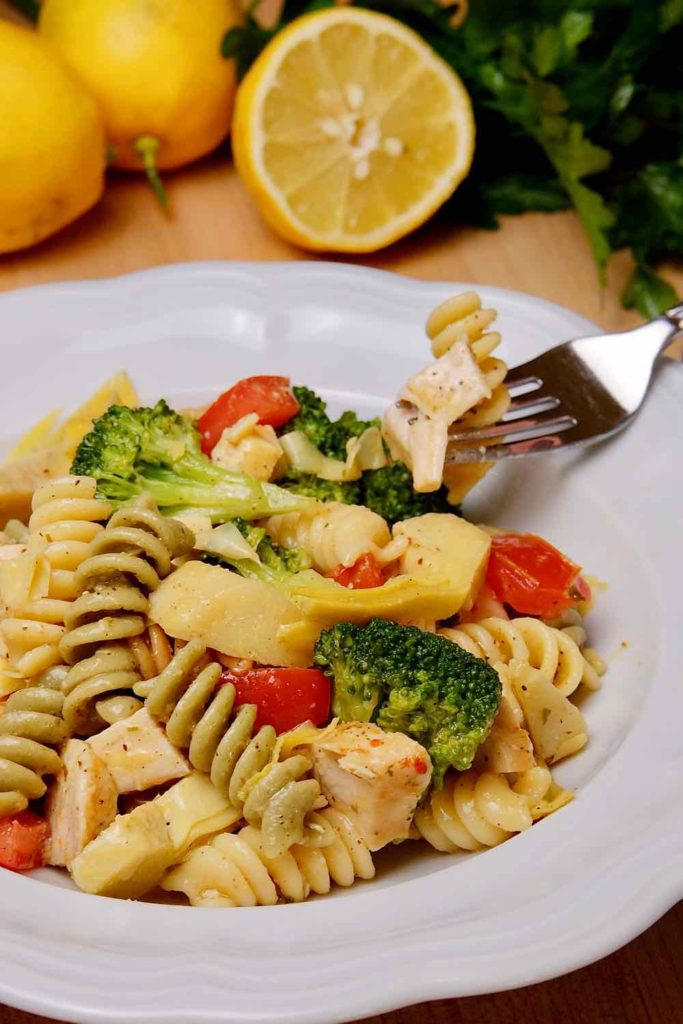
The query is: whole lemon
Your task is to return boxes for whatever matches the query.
[39,0,241,199]
[0,20,106,254]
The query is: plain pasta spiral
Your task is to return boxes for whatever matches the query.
[0,476,111,677]
[265,502,406,574]
[161,808,375,906]
[426,291,510,503]
[0,665,68,816]
[135,640,325,857]
[58,495,193,735]
[440,615,600,697]
[414,765,571,853]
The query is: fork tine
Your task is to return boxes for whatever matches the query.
[445,432,570,463]
[505,374,543,396]
[503,394,561,420]
[449,413,577,445]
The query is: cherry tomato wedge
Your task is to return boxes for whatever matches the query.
[197,375,300,454]
[220,666,331,734]
[0,810,49,872]
[329,553,387,589]
[486,532,590,618]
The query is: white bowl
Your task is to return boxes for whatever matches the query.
[0,262,681,1024]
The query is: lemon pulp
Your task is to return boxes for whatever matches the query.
[233,8,475,252]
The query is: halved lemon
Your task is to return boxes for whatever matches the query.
[232,8,475,252]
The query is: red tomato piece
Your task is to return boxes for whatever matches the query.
[329,553,387,589]
[486,532,588,618]
[0,810,49,872]
[197,375,299,454]
[220,666,331,734]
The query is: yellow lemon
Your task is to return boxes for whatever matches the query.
[39,0,241,202]
[0,20,106,254]
[232,8,475,252]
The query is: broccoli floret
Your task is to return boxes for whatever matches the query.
[232,516,312,575]
[279,470,361,505]
[361,462,457,526]
[72,400,314,522]
[283,388,455,520]
[284,386,380,461]
[314,618,501,784]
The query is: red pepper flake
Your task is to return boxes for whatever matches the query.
[414,757,428,775]
[370,739,384,748]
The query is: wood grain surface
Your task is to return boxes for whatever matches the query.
[1,5,682,1022]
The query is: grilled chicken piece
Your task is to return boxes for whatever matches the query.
[312,722,432,851]
[211,415,284,481]
[383,336,490,493]
[87,708,191,794]
[399,336,490,422]
[45,739,118,868]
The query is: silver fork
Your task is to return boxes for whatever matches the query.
[445,304,683,463]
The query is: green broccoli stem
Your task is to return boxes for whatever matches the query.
[102,471,313,521]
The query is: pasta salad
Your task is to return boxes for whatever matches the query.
[0,291,604,905]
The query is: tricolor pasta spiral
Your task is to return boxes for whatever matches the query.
[440,615,601,697]
[135,641,325,858]
[0,476,111,678]
[0,665,68,816]
[414,764,571,853]
[58,495,193,735]
[265,502,406,575]
[161,808,375,906]
[426,291,510,503]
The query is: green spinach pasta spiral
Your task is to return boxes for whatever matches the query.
[0,665,68,816]
[135,640,326,858]
[58,495,193,735]
[0,476,111,678]
[161,808,375,906]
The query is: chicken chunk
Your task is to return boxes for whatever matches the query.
[211,414,284,481]
[87,708,191,794]
[45,739,118,868]
[399,335,490,423]
[383,336,491,493]
[311,722,432,851]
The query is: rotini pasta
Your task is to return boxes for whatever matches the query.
[426,291,511,503]
[0,476,111,677]
[135,641,326,857]
[161,807,375,906]
[0,664,68,816]
[58,495,193,735]
[128,622,174,681]
[265,502,407,575]
[0,363,607,908]
[545,607,607,680]
[414,764,572,853]
[440,615,600,697]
